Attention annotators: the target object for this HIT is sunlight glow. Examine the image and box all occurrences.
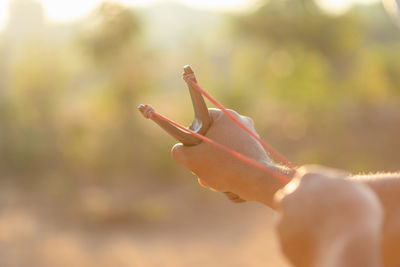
[317,0,379,14]
[0,0,257,29]
[0,0,381,30]
[39,0,105,21]
[175,0,260,11]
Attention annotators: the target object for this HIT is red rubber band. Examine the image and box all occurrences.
[152,112,291,184]
[187,80,296,171]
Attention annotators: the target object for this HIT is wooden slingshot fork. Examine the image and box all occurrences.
[138,65,246,203]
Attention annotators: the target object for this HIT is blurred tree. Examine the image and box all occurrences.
[235,0,364,81]
[77,2,166,179]
[227,0,400,171]
[0,0,398,187]
[81,2,141,64]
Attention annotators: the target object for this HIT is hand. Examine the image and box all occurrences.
[171,108,276,202]
[274,165,383,267]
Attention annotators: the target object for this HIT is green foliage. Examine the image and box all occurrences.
[80,2,141,64]
[227,0,400,171]
[0,0,399,187]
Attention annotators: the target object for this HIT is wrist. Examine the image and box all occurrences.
[241,161,290,208]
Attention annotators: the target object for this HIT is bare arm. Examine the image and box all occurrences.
[171,109,398,266]
[351,172,400,219]
[270,169,400,267]
[350,173,400,267]
[275,166,383,267]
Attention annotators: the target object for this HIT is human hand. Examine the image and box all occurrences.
[171,108,278,202]
[274,165,383,267]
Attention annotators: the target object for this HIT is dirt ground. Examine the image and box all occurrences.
[0,178,289,267]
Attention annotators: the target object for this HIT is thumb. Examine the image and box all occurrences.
[171,143,190,166]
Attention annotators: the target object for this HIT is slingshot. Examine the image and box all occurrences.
[138,66,211,146]
[138,65,295,203]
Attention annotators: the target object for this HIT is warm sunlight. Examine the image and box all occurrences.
[0,0,381,30]
[1,0,399,266]
[317,0,379,14]
[0,0,258,29]
[0,0,142,27]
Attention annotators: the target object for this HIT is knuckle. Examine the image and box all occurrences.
[240,115,254,127]
[208,108,223,120]
[246,116,254,126]
[226,109,240,118]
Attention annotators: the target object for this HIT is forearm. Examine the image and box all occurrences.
[241,165,399,212]
[316,185,383,267]
[350,172,400,210]
[350,172,400,227]
[349,172,400,266]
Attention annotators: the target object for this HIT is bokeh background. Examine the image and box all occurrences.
[0,0,399,266]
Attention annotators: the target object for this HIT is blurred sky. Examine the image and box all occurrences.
[0,0,380,30]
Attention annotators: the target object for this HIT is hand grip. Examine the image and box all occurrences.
[138,65,246,203]
[182,66,246,203]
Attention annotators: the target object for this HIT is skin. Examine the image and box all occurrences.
[275,166,383,267]
[172,108,294,208]
[171,108,400,267]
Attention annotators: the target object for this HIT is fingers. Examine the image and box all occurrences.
[171,107,262,196]
[172,144,219,192]
[208,108,224,121]
[171,143,187,166]
[171,142,208,171]
[208,108,254,126]
[171,143,205,172]
[170,110,222,167]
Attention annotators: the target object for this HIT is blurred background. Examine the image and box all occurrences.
[0,0,399,266]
